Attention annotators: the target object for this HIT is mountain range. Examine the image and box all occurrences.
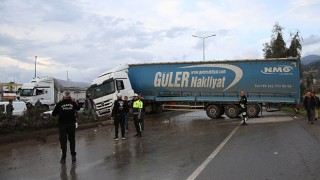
[301,54,320,85]
[301,55,320,65]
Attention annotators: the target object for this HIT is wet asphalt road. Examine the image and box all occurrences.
[1,110,320,180]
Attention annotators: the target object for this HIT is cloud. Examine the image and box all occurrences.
[303,34,320,46]
[0,0,319,84]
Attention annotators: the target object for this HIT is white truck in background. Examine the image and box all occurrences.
[20,77,90,109]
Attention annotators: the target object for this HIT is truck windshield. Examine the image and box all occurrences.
[89,81,115,99]
[20,89,34,96]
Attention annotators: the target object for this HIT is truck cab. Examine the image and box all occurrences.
[88,64,134,117]
[20,77,54,109]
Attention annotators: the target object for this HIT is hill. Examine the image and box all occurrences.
[302,59,320,87]
[301,55,320,65]
[303,60,320,71]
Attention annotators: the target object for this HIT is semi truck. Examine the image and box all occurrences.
[20,77,90,109]
[88,57,300,118]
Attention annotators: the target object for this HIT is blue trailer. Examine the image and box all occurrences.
[89,57,300,118]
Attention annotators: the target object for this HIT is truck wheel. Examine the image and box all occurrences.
[206,105,222,119]
[225,105,241,118]
[247,104,260,118]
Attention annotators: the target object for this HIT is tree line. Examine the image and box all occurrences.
[263,22,302,59]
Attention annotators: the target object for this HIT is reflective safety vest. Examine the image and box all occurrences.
[133,100,143,109]
[132,99,143,115]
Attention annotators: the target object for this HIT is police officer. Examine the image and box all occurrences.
[139,94,146,131]
[132,93,143,137]
[52,91,80,163]
[111,93,129,140]
[239,91,248,126]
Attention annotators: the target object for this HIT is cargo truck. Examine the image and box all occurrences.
[20,77,90,109]
[88,57,300,118]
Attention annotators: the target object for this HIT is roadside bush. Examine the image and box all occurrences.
[0,108,106,134]
[0,108,58,134]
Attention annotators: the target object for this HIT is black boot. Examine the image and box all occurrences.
[72,155,76,162]
[60,156,66,163]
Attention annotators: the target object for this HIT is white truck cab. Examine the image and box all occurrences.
[88,64,134,117]
[20,77,89,110]
[20,77,56,109]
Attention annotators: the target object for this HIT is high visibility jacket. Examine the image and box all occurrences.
[132,99,143,114]
[133,100,143,109]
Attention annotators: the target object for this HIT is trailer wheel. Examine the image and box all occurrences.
[206,105,222,119]
[247,104,260,118]
[225,105,241,118]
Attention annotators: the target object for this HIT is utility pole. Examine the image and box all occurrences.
[192,34,216,61]
[34,56,37,78]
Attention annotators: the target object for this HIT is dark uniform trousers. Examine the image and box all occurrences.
[114,115,126,138]
[133,114,141,135]
[59,124,76,158]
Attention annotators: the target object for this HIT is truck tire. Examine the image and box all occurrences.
[225,105,241,118]
[247,104,260,118]
[206,105,222,119]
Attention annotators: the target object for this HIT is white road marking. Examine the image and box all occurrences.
[186,125,240,180]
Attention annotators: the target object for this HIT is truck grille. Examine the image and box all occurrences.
[96,100,113,116]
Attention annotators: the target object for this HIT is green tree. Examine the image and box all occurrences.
[262,42,272,58]
[263,23,303,59]
[287,31,302,58]
[263,23,287,58]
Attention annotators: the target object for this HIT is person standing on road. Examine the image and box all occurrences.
[124,96,130,131]
[304,92,316,124]
[35,99,42,109]
[239,91,248,126]
[311,92,319,121]
[52,91,80,163]
[6,99,14,119]
[111,93,129,141]
[132,93,143,137]
[84,95,97,122]
[139,94,146,131]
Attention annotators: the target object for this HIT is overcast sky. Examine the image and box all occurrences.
[1,0,319,84]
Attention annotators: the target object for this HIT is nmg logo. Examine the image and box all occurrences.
[261,65,293,74]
